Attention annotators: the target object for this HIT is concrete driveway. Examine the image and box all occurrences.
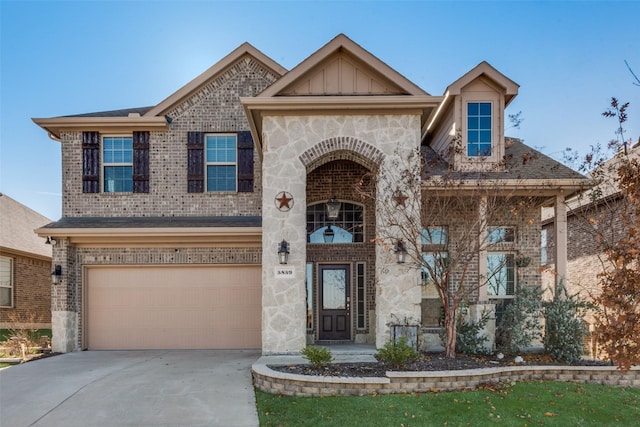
[0,350,260,427]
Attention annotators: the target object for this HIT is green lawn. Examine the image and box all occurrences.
[256,381,640,426]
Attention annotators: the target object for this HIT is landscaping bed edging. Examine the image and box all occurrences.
[252,363,640,397]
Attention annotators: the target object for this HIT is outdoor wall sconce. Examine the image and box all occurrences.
[326,196,341,220]
[51,264,62,285]
[278,240,290,265]
[323,225,335,243]
[395,240,407,264]
[45,236,56,245]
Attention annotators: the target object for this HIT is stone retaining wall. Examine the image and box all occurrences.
[252,364,640,397]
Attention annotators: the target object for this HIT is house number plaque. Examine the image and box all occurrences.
[274,267,295,278]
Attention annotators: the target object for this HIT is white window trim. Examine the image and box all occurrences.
[102,134,133,193]
[205,133,238,192]
[465,100,493,159]
[0,256,13,308]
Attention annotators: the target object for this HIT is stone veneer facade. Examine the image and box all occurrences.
[260,115,422,353]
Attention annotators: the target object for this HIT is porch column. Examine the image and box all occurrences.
[554,194,568,289]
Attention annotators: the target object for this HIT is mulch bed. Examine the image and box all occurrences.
[269,353,610,378]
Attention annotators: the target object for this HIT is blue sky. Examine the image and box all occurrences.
[1,0,638,220]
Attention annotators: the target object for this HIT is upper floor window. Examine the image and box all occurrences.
[467,102,492,157]
[306,202,364,243]
[206,134,237,192]
[0,256,13,308]
[103,136,133,193]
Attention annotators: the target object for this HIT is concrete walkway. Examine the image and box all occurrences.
[0,350,260,427]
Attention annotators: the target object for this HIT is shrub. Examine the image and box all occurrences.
[451,310,491,356]
[375,336,419,368]
[496,285,543,354]
[544,282,590,364]
[301,346,333,369]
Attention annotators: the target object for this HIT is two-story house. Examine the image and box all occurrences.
[33,34,587,354]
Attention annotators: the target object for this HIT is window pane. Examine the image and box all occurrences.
[207,165,236,191]
[0,287,11,307]
[0,257,11,286]
[322,269,346,310]
[479,130,492,143]
[421,227,447,245]
[103,137,132,164]
[487,253,515,296]
[467,102,492,157]
[104,166,133,192]
[206,135,237,163]
[306,202,364,244]
[467,116,478,130]
[468,130,478,143]
[488,227,515,243]
[306,263,313,330]
[479,116,491,129]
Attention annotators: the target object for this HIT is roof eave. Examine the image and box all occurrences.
[32,116,169,140]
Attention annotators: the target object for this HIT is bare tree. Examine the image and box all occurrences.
[357,143,546,358]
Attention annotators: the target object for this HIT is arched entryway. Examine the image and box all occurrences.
[305,159,376,344]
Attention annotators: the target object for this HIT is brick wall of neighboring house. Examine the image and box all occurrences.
[542,196,627,301]
[306,160,376,341]
[61,58,278,217]
[0,251,51,328]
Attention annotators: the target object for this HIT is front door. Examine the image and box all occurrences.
[319,264,350,340]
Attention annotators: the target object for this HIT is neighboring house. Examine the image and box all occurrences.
[33,34,587,354]
[541,143,639,354]
[0,193,52,330]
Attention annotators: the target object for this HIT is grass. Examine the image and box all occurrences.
[256,381,640,426]
[0,329,51,341]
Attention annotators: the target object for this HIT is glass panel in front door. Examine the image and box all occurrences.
[322,269,346,309]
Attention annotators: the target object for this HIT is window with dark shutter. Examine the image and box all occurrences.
[132,131,150,193]
[187,131,204,193]
[237,130,254,193]
[82,131,100,193]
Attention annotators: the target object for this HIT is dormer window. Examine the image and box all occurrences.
[467,102,492,157]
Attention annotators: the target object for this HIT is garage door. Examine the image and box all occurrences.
[86,265,261,350]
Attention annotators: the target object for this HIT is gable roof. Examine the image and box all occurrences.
[259,34,429,97]
[145,42,287,117]
[242,34,442,154]
[33,42,286,139]
[446,61,519,106]
[0,193,52,259]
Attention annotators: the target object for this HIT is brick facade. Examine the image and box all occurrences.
[60,58,276,218]
[306,160,376,341]
[0,251,51,328]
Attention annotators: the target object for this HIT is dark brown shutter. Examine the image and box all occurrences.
[82,131,100,193]
[187,131,204,193]
[132,131,150,193]
[237,130,254,192]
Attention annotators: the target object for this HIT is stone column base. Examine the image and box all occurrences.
[51,311,78,353]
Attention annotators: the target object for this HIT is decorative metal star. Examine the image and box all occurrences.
[393,190,409,207]
[275,191,294,211]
